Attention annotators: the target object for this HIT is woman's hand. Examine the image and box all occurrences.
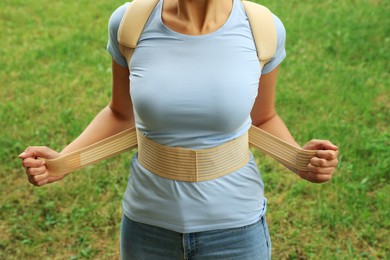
[298,140,339,183]
[19,147,63,186]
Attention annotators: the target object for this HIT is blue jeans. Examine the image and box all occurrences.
[120,215,271,260]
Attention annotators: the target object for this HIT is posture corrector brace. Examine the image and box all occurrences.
[44,0,316,181]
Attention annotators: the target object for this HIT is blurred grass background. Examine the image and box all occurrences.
[0,0,389,259]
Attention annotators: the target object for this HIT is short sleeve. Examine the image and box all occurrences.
[107,3,130,68]
[261,14,286,74]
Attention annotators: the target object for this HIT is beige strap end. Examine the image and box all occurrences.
[249,126,317,172]
[44,128,138,177]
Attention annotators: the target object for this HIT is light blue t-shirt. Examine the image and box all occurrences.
[107,0,286,233]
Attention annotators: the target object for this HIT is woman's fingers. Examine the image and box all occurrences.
[27,171,64,186]
[310,156,338,168]
[22,157,45,169]
[27,170,49,183]
[27,165,47,176]
[28,174,49,186]
[19,146,60,160]
[298,139,339,183]
[307,163,335,175]
[19,146,62,186]
[299,171,332,183]
[303,139,338,151]
[299,156,338,183]
[316,149,339,161]
[25,166,49,186]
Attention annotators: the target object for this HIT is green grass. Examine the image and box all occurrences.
[0,0,389,259]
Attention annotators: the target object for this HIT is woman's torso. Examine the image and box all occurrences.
[107,0,286,233]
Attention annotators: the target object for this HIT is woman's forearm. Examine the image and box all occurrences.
[255,114,301,148]
[60,106,134,156]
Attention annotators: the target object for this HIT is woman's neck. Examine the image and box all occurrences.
[162,0,233,35]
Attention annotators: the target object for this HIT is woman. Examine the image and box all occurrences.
[19,0,339,259]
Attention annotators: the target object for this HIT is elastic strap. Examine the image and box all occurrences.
[137,130,250,182]
[44,126,316,179]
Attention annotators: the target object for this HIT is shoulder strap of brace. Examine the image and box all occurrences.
[117,0,160,64]
[117,0,277,69]
[241,0,277,69]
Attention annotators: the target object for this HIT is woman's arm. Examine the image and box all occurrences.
[60,60,134,154]
[19,60,134,186]
[251,66,339,183]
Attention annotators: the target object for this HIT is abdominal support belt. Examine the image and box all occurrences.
[44,126,316,182]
